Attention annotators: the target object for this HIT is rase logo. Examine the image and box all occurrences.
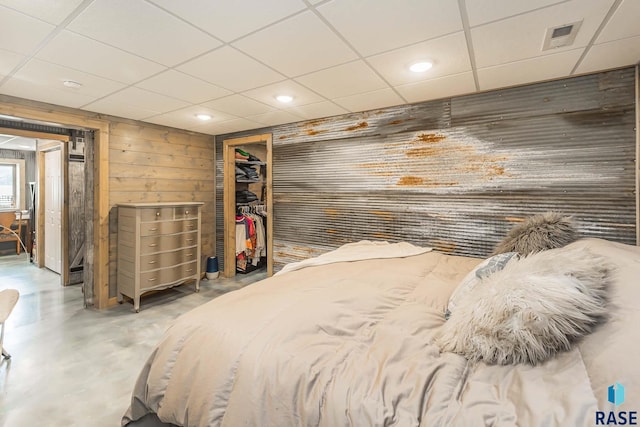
[596,382,637,425]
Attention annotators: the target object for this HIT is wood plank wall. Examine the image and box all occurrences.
[108,122,215,299]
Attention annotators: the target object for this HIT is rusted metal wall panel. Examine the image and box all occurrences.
[217,68,637,271]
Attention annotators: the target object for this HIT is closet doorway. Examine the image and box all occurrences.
[223,133,273,278]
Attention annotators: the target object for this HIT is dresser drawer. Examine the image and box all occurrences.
[139,219,199,236]
[140,231,198,253]
[140,248,197,272]
[140,207,174,222]
[140,221,179,236]
[175,206,199,220]
[139,260,198,290]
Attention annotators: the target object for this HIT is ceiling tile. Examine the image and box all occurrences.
[472,0,614,68]
[575,35,640,75]
[477,49,583,91]
[0,5,55,55]
[36,31,166,84]
[202,95,275,117]
[367,32,471,86]
[1,76,97,109]
[135,70,231,104]
[144,105,237,130]
[596,0,640,43]
[465,0,564,27]
[84,87,190,119]
[8,58,126,98]
[232,11,357,77]
[332,88,405,113]
[317,0,462,56]
[178,46,285,92]
[148,0,306,42]
[191,118,263,135]
[247,110,303,126]
[395,72,476,103]
[295,60,388,99]
[0,0,84,25]
[66,0,221,66]
[283,101,349,120]
[81,98,157,121]
[241,80,325,109]
[0,48,24,76]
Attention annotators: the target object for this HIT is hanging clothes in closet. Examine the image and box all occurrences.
[235,205,267,273]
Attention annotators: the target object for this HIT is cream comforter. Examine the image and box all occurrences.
[122,238,640,427]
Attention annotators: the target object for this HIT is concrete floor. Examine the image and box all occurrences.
[0,253,266,427]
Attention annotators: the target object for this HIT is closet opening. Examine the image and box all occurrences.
[222,134,273,278]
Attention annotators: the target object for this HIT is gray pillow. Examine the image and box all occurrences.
[492,212,578,256]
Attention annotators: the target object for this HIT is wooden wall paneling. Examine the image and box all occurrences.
[0,94,216,309]
[84,131,95,307]
[107,121,215,299]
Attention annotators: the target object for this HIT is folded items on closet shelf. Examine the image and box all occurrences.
[236,190,258,204]
[235,148,262,163]
[235,149,249,161]
[235,166,247,180]
[237,164,259,180]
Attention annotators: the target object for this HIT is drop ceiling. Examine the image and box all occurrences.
[0,0,638,137]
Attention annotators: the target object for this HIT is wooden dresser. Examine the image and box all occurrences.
[116,202,204,312]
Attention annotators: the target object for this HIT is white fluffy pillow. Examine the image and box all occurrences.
[436,246,611,365]
[445,252,518,319]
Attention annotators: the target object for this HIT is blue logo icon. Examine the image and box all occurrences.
[608,382,625,406]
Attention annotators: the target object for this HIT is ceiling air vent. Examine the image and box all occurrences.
[542,21,582,51]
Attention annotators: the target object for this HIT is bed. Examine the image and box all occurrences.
[122,234,640,427]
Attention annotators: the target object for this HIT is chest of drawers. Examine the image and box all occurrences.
[116,202,204,312]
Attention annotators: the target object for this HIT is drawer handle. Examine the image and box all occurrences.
[147,277,157,282]
[185,268,193,272]
[185,210,189,215]
[149,227,158,231]
[155,211,160,217]
[186,253,193,257]
[148,243,157,247]
[186,238,194,242]
[186,225,195,229]
[148,260,156,264]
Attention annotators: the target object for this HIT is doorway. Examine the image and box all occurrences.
[223,133,273,278]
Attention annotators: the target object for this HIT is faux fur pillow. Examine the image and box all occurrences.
[435,246,611,365]
[445,252,518,319]
[492,212,578,256]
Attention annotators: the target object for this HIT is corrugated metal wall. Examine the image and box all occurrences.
[216,67,637,271]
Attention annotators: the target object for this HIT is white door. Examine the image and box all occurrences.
[44,149,62,274]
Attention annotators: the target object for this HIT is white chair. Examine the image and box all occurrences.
[0,289,19,359]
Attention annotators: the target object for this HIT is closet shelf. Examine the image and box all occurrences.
[236,178,263,183]
[236,159,266,166]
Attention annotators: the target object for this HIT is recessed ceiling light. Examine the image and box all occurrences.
[409,61,433,73]
[63,80,83,89]
[276,95,293,103]
[196,114,212,121]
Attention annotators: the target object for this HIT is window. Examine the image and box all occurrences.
[0,159,25,210]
